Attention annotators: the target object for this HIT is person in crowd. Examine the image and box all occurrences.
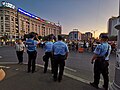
[90,35,111,90]
[75,42,78,51]
[26,33,40,73]
[41,41,44,48]
[43,38,54,73]
[15,39,25,64]
[83,40,86,49]
[52,35,69,82]
[86,41,89,51]
[71,41,75,51]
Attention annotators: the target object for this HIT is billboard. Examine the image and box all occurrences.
[1,1,15,9]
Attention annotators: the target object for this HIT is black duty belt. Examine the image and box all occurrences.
[97,57,109,62]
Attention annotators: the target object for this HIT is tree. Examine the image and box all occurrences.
[108,36,117,41]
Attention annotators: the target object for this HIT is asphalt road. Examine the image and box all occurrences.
[0,46,116,84]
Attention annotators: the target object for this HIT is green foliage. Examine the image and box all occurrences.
[108,36,117,41]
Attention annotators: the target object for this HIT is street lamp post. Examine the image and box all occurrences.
[109,0,120,90]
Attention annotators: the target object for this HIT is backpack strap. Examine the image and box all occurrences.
[105,45,109,57]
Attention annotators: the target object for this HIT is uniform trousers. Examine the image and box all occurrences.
[44,52,54,73]
[53,55,65,81]
[27,50,37,72]
[16,51,24,63]
[93,58,109,89]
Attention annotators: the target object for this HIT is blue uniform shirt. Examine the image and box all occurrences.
[44,41,53,52]
[53,41,69,55]
[94,42,111,60]
[26,39,38,52]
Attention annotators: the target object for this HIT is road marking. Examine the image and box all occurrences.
[0,56,2,58]
[0,66,6,68]
[0,62,17,64]
[0,62,112,84]
[65,67,77,72]
[0,66,10,69]
[36,64,44,68]
[35,64,112,84]
[64,72,89,84]
[36,64,77,72]
[35,64,89,84]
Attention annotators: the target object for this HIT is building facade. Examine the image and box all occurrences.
[69,30,82,41]
[85,32,92,40]
[0,1,62,40]
[108,17,118,36]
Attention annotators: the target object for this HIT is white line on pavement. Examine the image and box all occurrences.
[0,62,112,84]
[65,67,77,72]
[0,66,6,68]
[0,56,2,58]
[0,62,17,64]
[64,72,89,84]
[35,64,89,84]
[36,64,77,72]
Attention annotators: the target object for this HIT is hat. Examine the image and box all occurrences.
[101,35,108,39]
[58,35,63,40]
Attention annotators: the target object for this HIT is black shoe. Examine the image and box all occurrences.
[32,71,34,73]
[53,78,57,82]
[18,62,20,64]
[58,79,62,82]
[43,71,47,73]
[90,82,99,89]
[19,62,23,65]
[44,69,47,73]
[103,85,108,90]
[58,77,62,82]
[27,69,31,73]
[51,70,54,74]
[27,71,31,73]
[32,70,36,73]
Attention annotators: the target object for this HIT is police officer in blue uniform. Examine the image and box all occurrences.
[90,35,111,90]
[43,38,54,73]
[26,34,40,73]
[52,35,69,82]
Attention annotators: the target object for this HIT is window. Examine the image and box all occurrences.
[11,17,14,21]
[5,15,9,20]
[7,11,9,14]
[1,17,3,20]
[5,16,9,20]
[74,34,77,38]
[11,12,14,15]
[1,25,3,29]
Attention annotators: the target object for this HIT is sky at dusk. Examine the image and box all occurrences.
[1,0,119,37]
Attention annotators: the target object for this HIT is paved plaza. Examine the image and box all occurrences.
[0,46,116,90]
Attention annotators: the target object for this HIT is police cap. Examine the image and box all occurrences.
[101,35,108,39]
[58,35,63,40]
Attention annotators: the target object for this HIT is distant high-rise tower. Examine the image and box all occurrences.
[108,17,118,36]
